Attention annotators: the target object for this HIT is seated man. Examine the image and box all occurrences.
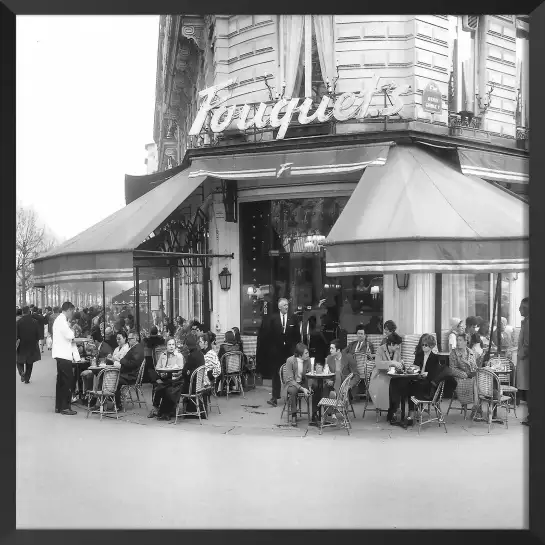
[114,332,145,411]
[284,343,312,426]
[147,337,184,419]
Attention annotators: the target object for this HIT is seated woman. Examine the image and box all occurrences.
[217,330,241,360]
[380,320,398,345]
[105,330,130,368]
[198,332,221,408]
[449,332,479,415]
[396,334,455,427]
[284,343,312,426]
[369,332,404,425]
[447,318,465,352]
[232,325,253,385]
[148,337,184,419]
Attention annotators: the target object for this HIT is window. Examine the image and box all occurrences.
[240,199,384,335]
[280,15,334,101]
[441,273,514,330]
[448,15,481,115]
[515,17,529,127]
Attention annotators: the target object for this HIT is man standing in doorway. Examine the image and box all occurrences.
[52,301,78,415]
[516,297,530,426]
[265,298,301,407]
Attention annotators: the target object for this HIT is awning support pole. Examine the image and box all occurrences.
[483,273,501,365]
[135,266,140,336]
[169,266,174,334]
[102,281,106,333]
[497,273,502,357]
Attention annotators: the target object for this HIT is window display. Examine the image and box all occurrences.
[240,198,384,335]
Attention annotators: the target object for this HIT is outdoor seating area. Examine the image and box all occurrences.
[70,328,525,438]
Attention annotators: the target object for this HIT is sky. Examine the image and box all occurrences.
[16,15,160,242]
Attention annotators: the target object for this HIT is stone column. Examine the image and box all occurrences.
[208,196,241,335]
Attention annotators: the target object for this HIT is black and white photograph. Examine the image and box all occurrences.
[15,13,530,530]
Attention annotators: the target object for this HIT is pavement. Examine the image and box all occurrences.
[17,352,528,529]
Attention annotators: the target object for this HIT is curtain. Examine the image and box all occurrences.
[313,15,336,84]
[441,274,474,329]
[461,60,475,113]
[282,15,305,99]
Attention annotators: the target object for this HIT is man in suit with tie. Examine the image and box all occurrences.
[344,324,375,356]
[265,298,301,407]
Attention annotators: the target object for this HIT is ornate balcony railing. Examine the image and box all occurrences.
[516,126,529,140]
[448,112,482,130]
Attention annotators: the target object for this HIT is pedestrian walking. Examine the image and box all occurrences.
[16,306,41,384]
[52,301,78,415]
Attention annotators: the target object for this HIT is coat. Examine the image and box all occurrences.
[284,355,312,391]
[16,314,41,365]
[256,312,301,378]
[516,317,529,390]
[179,347,205,394]
[411,351,456,400]
[119,343,145,383]
[32,313,46,340]
[369,344,401,411]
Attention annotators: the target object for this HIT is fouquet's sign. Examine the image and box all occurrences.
[188,75,411,140]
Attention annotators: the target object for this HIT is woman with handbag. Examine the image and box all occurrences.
[449,333,479,416]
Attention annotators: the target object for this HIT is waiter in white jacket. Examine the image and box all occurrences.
[52,301,78,415]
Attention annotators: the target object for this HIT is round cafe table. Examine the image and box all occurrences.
[388,371,422,420]
[306,372,336,425]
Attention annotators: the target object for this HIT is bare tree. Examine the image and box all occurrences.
[16,206,57,306]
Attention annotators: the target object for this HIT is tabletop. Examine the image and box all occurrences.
[306,372,335,379]
[387,372,422,378]
[156,367,183,373]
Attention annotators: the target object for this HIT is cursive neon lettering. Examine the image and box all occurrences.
[269,98,301,139]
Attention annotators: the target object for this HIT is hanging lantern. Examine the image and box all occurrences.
[396,274,410,290]
[219,267,232,291]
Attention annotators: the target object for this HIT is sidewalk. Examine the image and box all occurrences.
[52,361,527,440]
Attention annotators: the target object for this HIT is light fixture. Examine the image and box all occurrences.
[219,267,232,291]
[396,274,410,290]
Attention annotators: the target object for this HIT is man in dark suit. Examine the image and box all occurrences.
[114,331,145,410]
[16,306,41,384]
[263,298,301,407]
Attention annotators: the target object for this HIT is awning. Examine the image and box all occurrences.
[33,166,204,285]
[458,147,528,184]
[325,145,528,275]
[188,142,392,182]
[124,163,186,204]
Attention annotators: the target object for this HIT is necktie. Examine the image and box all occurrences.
[357,342,361,352]
[282,314,286,333]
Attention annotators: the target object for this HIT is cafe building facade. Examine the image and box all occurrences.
[34,14,529,350]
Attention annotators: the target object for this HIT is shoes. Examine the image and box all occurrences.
[148,409,159,418]
[20,376,25,382]
[24,380,30,384]
[60,409,77,415]
[267,398,278,407]
[158,414,171,421]
[406,417,414,427]
[55,409,60,413]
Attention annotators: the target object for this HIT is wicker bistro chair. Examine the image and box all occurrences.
[279,364,311,424]
[220,351,246,399]
[120,360,148,412]
[317,373,354,436]
[86,366,121,421]
[203,376,221,415]
[489,357,518,417]
[175,365,208,425]
[472,368,511,433]
[359,358,377,420]
[410,381,448,435]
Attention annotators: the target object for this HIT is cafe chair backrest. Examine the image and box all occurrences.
[135,359,146,386]
[476,368,497,400]
[190,365,207,394]
[222,351,244,374]
[366,335,383,353]
[337,373,353,406]
[100,367,120,395]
